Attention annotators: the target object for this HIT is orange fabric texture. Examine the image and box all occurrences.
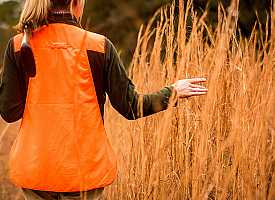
[10,24,117,192]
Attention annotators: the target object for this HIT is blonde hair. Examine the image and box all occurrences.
[17,0,85,32]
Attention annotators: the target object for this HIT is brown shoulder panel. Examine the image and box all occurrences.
[13,33,23,53]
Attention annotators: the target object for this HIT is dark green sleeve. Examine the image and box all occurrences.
[0,39,27,123]
[104,38,173,120]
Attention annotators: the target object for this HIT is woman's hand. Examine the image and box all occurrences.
[172,78,208,98]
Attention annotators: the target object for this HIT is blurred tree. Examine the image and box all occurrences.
[83,0,171,65]
[192,0,271,37]
[0,0,20,64]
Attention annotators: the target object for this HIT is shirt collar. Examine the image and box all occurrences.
[47,11,80,27]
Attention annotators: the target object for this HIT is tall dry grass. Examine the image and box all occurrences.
[0,0,274,199]
[103,1,275,199]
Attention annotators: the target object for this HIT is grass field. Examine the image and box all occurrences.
[1,1,274,199]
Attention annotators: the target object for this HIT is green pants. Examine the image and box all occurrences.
[22,188,104,200]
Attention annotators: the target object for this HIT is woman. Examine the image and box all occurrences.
[0,0,207,199]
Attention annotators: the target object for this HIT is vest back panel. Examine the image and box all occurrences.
[9,24,117,192]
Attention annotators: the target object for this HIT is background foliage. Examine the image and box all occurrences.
[0,0,271,67]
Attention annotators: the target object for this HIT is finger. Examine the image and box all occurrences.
[189,92,207,96]
[187,78,207,84]
[177,92,207,98]
[190,84,207,89]
[191,88,208,92]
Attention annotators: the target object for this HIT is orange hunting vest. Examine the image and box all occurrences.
[9,23,117,192]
